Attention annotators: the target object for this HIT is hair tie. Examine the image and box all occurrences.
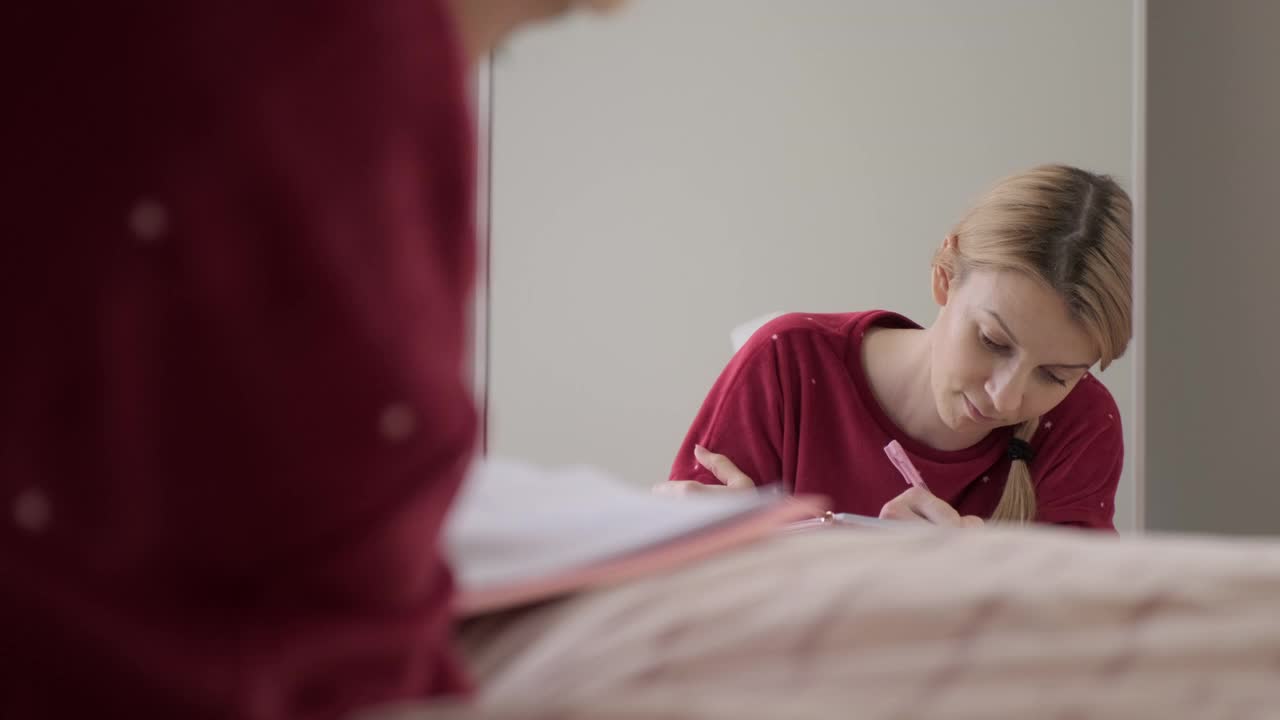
[1007,438,1036,464]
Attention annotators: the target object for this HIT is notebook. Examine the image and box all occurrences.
[445,459,827,616]
[783,511,902,532]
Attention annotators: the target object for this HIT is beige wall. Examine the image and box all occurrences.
[1145,0,1280,534]
[485,1,1138,528]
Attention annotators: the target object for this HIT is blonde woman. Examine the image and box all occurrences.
[664,166,1131,530]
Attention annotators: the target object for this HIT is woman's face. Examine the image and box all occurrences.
[929,265,1099,434]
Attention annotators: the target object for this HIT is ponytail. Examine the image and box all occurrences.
[990,418,1039,523]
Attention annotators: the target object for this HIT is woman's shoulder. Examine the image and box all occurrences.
[745,310,919,348]
[1037,373,1123,452]
[1053,373,1121,419]
[1031,374,1125,525]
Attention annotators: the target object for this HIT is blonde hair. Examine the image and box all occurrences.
[934,165,1133,523]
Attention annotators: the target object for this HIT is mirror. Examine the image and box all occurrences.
[476,1,1140,529]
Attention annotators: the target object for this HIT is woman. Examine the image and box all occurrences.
[664,166,1131,530]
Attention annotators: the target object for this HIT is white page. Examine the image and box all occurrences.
[445,458,777,592]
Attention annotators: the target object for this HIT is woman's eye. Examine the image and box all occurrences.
[980,333,1008,353]
[1042,370,1068,387]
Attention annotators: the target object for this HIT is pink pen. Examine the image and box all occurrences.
[883,439,930,493]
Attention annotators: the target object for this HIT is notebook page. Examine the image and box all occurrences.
[445,459,790,595]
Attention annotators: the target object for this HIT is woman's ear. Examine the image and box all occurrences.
[932,235,959,306]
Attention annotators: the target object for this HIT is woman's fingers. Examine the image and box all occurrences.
[878,486,973,527]
[655,446,757,496]
[692,445,755,489]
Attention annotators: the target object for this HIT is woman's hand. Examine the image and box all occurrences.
[879,486,985,528]
[654,445,756,496]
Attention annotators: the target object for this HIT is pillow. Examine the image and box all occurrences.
[730,312,785,352]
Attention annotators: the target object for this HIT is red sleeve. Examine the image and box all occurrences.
[669,324,790,489]
[1034,418,1124,531]
[2,2,475,717]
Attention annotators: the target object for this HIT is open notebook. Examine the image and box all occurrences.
[445,459,827,616]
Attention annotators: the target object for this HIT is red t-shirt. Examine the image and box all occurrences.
[2,2,475,717]
[670,312,1123,529]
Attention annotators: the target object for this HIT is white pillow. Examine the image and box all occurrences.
[730,311,786,353]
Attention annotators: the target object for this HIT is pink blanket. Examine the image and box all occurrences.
[364,525,1280,720]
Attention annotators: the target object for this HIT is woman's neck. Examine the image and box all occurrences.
[861,326,987,452]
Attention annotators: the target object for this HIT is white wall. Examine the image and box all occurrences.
[1145,0,1280,535]
[486,1,1137,528]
